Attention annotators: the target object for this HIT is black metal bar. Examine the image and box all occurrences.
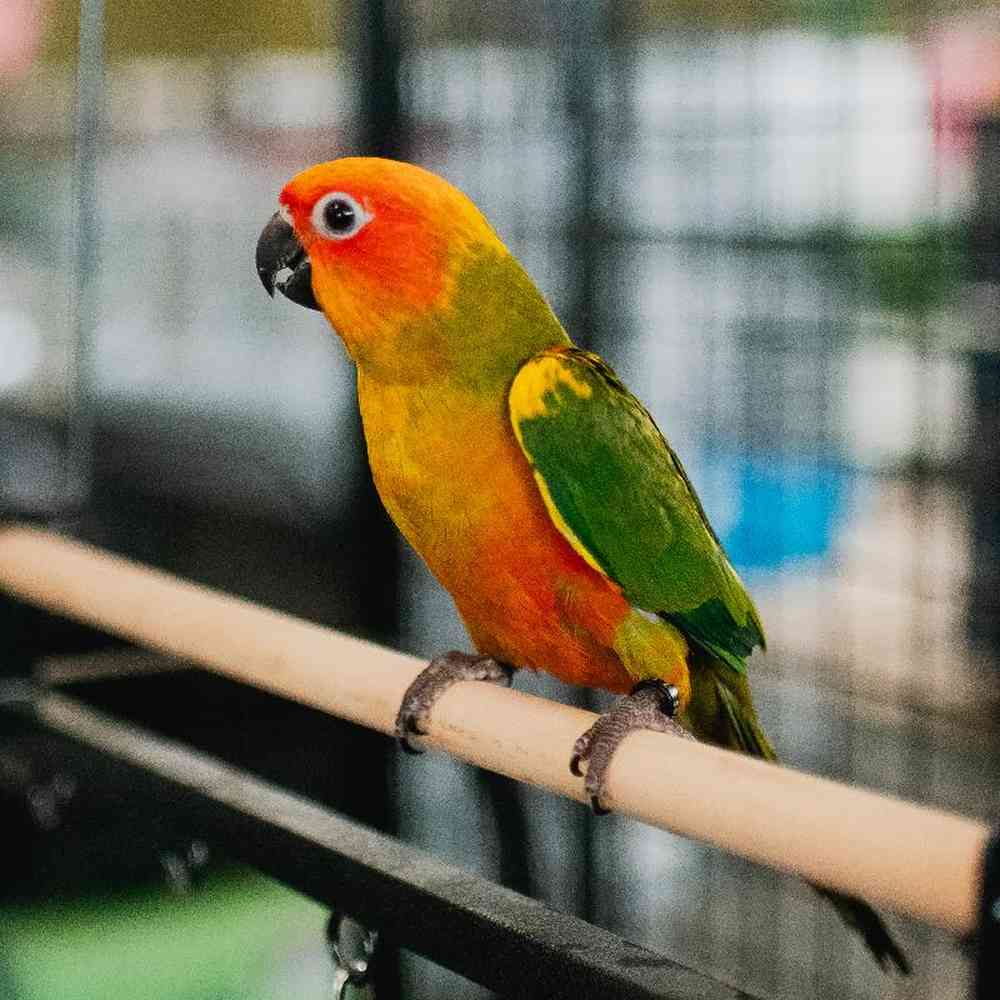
[14,691,756,1000]
[67,0,105,510]
[560,0,608,928]
[356,0,406,160]
[971,116,1000,286]
[966,114,1000,661]
[341,7,408,990]
[563,0,604,353]
[976,829,1000,1000]
[344,0,407,653]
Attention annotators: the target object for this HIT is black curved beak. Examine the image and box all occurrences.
[256,211,320,311]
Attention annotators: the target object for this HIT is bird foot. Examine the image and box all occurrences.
[395,651,513,753]
[570,679,693,814]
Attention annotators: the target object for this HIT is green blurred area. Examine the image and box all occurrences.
[804,225,969,320]
[36,0,975,59]
[639,0,954,32]
[40,0,337,59]
[857,229,967,318]
[1,869,326,1000]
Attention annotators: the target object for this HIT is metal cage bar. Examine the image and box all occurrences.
[4,689,754,1000]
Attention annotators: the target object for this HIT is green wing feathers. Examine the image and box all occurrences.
[509,346,765,673]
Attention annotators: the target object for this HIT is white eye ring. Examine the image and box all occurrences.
[311,191,372,241]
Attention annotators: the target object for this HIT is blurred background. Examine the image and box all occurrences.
[1,1,999,998]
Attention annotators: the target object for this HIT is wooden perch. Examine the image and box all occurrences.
[0,523,989,935]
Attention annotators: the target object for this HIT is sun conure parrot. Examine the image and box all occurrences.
[256,156,909,974]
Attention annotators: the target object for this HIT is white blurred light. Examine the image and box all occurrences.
[840,338,970,466]
[0,307,41,391]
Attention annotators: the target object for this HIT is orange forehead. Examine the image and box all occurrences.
[278,157,493,315]
[284,158,421,217]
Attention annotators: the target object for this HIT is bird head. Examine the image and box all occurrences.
[256,157,516,370]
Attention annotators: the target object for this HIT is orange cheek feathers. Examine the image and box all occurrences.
[304,226,457,359]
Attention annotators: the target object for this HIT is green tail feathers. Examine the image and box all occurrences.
[713,670,776,761]
[704,667,910,976]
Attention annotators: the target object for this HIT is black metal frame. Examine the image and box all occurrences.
[976,830,1000,1000]
[2,686,756,1000]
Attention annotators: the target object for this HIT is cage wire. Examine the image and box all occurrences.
[1,1,998,999]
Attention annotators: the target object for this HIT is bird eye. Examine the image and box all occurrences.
[312,191,371,240]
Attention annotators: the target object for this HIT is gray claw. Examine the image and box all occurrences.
[395,651,513,753]
[571,679,693,813]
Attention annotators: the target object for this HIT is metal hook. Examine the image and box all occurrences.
[327,910,378,1000]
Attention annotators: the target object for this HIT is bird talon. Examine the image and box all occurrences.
[394,711,427,754]
[570,681,692,816]
[398,734,425,755]
[395,652,514,756]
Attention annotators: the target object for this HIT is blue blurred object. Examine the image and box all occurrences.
[696,448,856,573]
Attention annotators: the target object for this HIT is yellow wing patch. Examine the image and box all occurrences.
[508,353,592,420]
[509,354,607,577]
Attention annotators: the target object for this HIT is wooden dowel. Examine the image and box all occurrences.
[0,523,989,935]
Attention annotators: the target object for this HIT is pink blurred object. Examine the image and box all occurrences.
[0,0,48,82]
[925,10,1000,163]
